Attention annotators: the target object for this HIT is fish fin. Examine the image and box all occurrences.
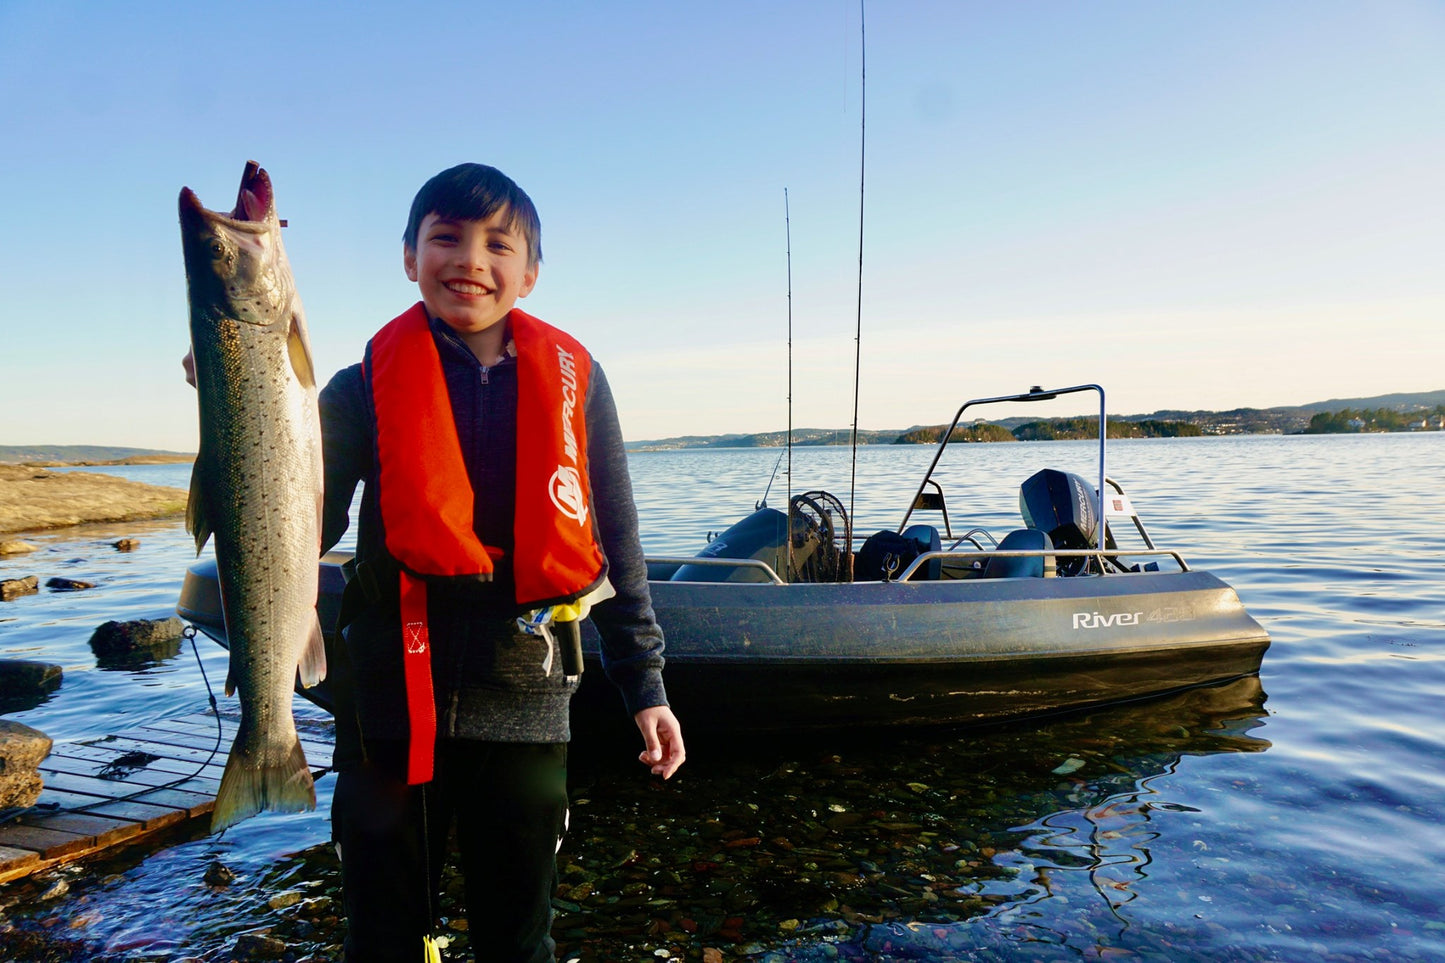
[287,312,317,390]
[297,613,327,689]
[185,460,212,554]
[224,665,236,698]
[210,735,315,833]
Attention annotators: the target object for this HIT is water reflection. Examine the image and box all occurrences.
[560,676,1270,960]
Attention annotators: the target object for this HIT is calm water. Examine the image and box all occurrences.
[2,433,1443,960]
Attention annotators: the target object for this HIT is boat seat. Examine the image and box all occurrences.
[900,524,941,579]
[982,528,1056,579]
[855,524,941,581]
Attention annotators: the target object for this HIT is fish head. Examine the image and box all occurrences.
[180,161,295,329]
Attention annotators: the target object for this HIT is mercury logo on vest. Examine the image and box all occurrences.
[549,466,589,525]
[551,344,589,525]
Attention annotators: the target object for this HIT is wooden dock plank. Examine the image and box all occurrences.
[0,845,40,879]
[41,753,223,796]
[0,824,94,860]
[80,735,237,766]
[159,712,338,748]
[41,772,215,817]
[38,790,189,832]
[51,742,230,782]
[138,717,234,740]
[0,708,336,884]
[14,811,146,848]
[137,720,335,768]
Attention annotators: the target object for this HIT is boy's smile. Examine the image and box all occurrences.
[405,210,538,361]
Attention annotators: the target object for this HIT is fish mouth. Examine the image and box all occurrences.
[232,161,274,223]
[178,160,276,234]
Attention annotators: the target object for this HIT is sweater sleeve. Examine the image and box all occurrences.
[317,363,372,554]
[584,362,670,716]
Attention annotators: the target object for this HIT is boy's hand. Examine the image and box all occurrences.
[633,705,685,779]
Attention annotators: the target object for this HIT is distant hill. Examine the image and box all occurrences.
[1285,389,1445,415]
[625,388,1445,449]
[631,427,900,450]
[0,445,194,466]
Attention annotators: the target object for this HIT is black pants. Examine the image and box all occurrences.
[332,741,569,963]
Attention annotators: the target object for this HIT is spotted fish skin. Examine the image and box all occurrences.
[179,161,325,833]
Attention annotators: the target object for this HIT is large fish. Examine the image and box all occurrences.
[179,161,326,832]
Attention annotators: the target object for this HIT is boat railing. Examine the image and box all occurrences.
[946,528,999,551]
[645,556,788,585]
[899,383,1109,545]
[894,547,1191,582]
[646,546,1189,586]
[1104,476,1157,549]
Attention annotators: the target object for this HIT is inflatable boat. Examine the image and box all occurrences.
[176,384,1270,732]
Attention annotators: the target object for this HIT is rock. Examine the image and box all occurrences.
[267,890,302,910]
[204,861,236,887]
[37,878,69,901]
[88,617,185,669]
[0,719,53,809]
[1,575,39,601]
[112,538,141,552]
[45,577,96,592]
[0,540,37,555]
[232,933,286,959]
[0,659,64,713]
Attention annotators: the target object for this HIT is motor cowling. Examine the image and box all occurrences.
[1019,469,1097,550]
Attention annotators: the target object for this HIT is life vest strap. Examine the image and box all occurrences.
[399,570,436,784]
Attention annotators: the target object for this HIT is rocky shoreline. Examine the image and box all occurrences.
[0,464,190,536]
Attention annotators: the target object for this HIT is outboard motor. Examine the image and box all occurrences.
[1019,469,1098,552]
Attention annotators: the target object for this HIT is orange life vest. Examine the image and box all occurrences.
[367,302,607,782]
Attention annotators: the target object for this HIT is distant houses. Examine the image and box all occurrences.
[1304,406,1445,434]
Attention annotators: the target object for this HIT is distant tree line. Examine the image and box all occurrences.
[1304,406,1445,434]
[1013,418,1203,441]
[895,423,1017,444]
[895,418,1200,445]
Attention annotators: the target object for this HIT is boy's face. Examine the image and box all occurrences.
[404,209,539,339]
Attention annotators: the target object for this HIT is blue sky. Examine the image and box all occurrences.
[2,1,1442,449]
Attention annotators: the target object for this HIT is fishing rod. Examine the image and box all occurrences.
[847,0,867,575]
[785,187,794,508]
[785,186,795,577]
[756,188,795,527]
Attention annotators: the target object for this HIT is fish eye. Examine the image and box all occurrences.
[209,240,226,258]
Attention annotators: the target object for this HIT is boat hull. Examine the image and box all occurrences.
[178,557,1269,732]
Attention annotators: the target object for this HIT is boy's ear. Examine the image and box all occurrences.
[519,261,540,299]
[403,245,419,282]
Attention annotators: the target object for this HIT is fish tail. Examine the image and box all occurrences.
[210,733,315,833]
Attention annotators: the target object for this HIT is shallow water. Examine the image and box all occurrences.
[2,433,1443,960]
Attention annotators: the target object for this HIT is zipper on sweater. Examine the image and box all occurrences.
[478,365,490,385]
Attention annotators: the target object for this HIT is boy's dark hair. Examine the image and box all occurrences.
[403,163,542,266]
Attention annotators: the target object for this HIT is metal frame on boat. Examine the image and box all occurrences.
[176,383,1270,733]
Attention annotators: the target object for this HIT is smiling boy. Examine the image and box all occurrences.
[319,163,684,961]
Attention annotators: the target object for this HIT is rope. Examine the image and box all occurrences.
[0,624,225,828]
